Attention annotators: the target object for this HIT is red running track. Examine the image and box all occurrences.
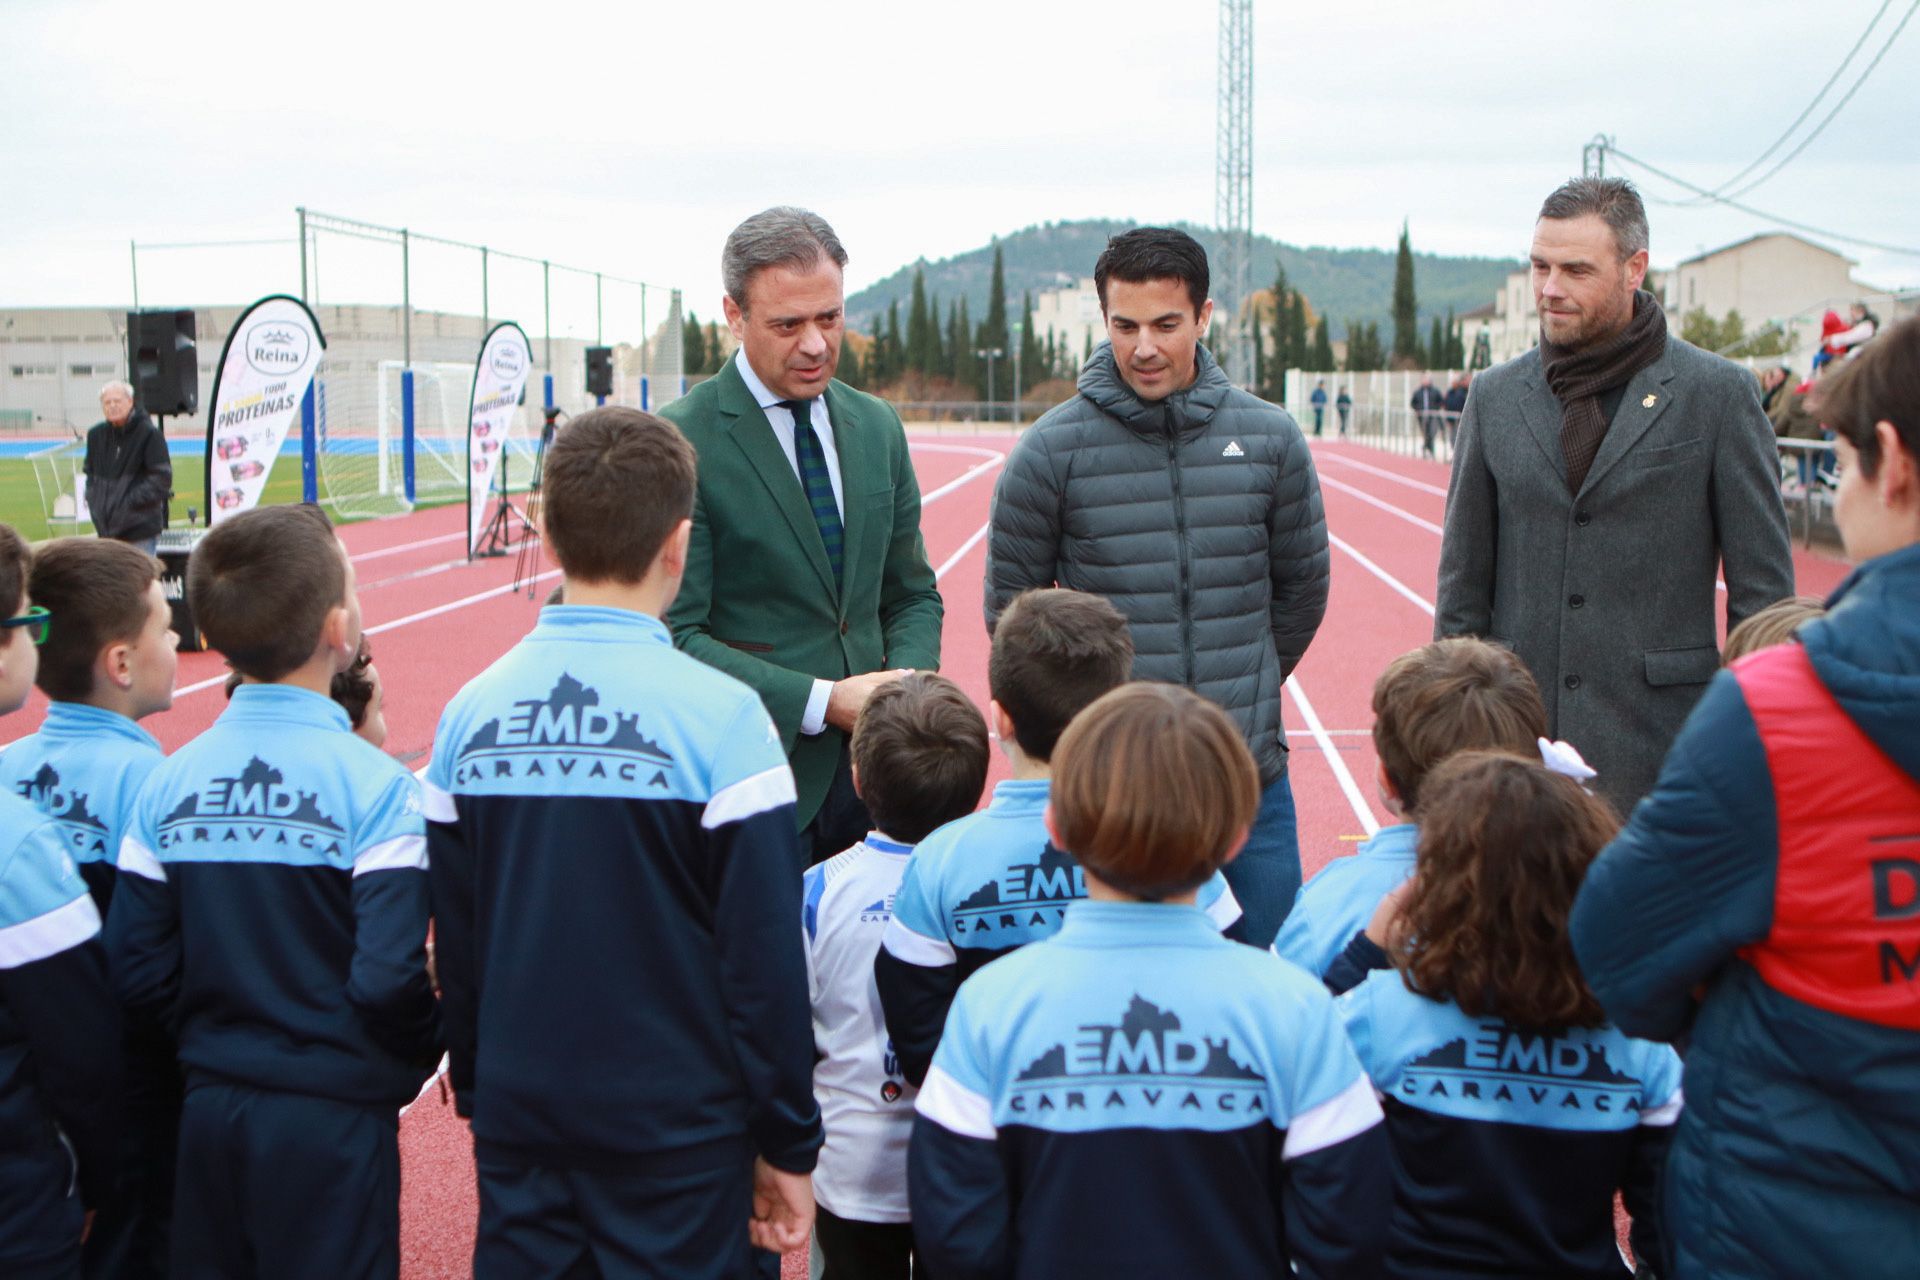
[0,436,1851,1277]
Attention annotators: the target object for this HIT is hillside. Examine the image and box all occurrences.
[846,218,1521,340]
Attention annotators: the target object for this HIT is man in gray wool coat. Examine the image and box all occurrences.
[1436,177,1794,816]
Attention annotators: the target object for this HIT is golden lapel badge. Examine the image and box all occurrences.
[1642,394,1658,408]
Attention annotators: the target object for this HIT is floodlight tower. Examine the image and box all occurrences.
[1216,0,1255,386]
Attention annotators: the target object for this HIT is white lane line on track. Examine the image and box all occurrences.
[179,440,1008,700]
[349,530,466,564]
[935,522,991,581]
[1311,447,1451,498]
[1330,532,1436,618]
[167,569,564,699]
[1285,676,1381,838]
[1319,474,1444,536]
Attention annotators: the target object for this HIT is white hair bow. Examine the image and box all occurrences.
[1537,737,1597,783]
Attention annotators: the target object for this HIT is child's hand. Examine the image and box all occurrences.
[748,1157,813,1255]
[1364,881,1415,947]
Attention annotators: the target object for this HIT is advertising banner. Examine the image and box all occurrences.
[466,321,533,556]
[204,295,326,524]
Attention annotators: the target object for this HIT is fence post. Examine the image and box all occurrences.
[401,368,416,504]
[300,382,318,504]
[297,207,308,302]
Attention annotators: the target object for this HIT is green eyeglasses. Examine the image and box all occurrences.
[0,606,50,645]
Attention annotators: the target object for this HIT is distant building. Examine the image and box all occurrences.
[1030,276,1104,372]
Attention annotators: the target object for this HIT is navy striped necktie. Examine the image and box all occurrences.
[782,398,843,587]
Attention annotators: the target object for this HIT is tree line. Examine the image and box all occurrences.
[682,228,1475,398]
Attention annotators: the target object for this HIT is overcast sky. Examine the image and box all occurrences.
[4,0,1916,330]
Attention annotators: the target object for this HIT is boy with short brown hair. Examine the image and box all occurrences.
[911,682,1388,1279]
[802,673,988,1279]
[428,406,821,1276]
[1272,636,1548,981]
[0,537,178,1278]
[112,503,439,1279]
[0,523,125,1280]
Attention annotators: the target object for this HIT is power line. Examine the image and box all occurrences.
[1605,144,1920,258]
[1718,0,1916,200]
[1682,0,1894,202]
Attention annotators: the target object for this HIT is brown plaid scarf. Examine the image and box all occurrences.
[1540,290,1667,493]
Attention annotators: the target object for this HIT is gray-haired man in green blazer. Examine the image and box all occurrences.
[664,207,943,865]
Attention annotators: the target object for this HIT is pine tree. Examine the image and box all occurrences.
[1392,223,1420,362]
[1018,291,1043,395]
[1311,317,1335,373]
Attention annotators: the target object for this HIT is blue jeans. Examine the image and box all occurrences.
[1221,772,1300,949]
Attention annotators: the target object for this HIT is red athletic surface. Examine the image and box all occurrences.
[0,437,1850,1276]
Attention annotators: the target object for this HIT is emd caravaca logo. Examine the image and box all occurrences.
[1010,994,1267,1120]
[16,764,110,860]
[952,843,1085,938]
[455,673,675,788]
[158,757,345,856]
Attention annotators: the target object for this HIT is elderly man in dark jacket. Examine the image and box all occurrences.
[985,228,1330,947]
[83,382,171,552]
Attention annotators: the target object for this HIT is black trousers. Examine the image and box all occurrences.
[173,1081,399,1280]
[83,1038,182,1280]
[814,1208,913,1280]
[475,1149,779,1280]
[803,739,872,867]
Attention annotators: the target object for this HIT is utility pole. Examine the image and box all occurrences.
[1582,134,1612,178]
[1216,0,1254,385]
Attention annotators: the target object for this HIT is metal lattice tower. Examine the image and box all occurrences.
[1215,0,1254,386]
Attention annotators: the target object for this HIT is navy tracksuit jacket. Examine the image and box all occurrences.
[911,900,1389,1279]
[424,607,822,1174]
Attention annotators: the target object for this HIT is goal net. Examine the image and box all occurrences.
[311,359,538,520]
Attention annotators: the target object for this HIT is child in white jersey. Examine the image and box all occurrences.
[802,673,989,1280]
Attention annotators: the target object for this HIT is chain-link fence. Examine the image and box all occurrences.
[299,209,683,518]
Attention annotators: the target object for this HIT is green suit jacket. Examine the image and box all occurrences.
[663,360,943,827]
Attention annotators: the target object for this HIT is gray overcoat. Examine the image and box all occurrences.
[1434,335,1795,815]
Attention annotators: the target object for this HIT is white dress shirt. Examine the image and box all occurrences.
[733,350,842,737]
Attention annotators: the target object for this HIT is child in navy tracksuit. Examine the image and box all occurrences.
[877,588,1242,1088]
[426,408,822,1278]
[1273,637,1547,985]
[0,538,178,1279]
[112,504,441,1280]
[0,524,124,1280]
[911,682,1389,1279]
[802,674,988,1280]
[1339,752,1681,1279]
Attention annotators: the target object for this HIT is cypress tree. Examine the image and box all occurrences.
[683,312,707,377]
[884,301,903,383]
[704,321,725,374]
[928,292,945,376]
[980,244,1011,359]
[955,297,978,395]
[1268,263,1291,376]
[1311,316,1335,373]
[1287,292,1309,375]
[838,335,862,388]
[1018,291,1043,395]
[1392,223,1419,362]
[1429,316,1445,369]
[1251,317,1265,398]
[906,269,931,374]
